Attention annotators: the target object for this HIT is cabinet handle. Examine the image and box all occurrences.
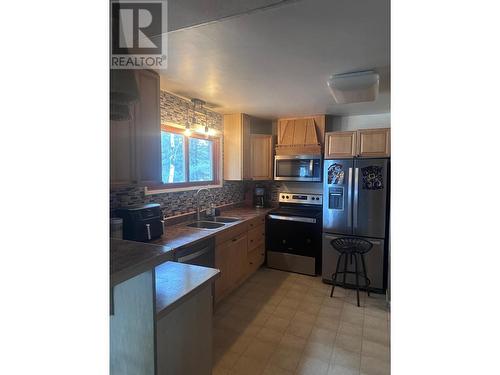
[232,238,238,242]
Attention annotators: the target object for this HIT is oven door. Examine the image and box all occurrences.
[266,214,321,257]
[274,155,322,182]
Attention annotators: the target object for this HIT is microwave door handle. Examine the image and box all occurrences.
[347,167,353,228]
[145,223,151,240]
[353,167,359,230]
[309,160,314,177]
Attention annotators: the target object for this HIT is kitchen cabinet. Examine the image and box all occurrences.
[110,69,161,186]
[325,131,357,158]
[214,215,266,303]
[325,128,390,158]
[357,128,391,157]
[223,113,273,180]
[250,135,273,180]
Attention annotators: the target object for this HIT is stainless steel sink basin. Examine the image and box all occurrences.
[204,217,240,223]
[186,221,226,229]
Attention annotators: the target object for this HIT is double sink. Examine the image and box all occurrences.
[186,217,240,229]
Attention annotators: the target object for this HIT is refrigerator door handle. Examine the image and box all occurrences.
[353,167,359,229]
[347,167,353,228]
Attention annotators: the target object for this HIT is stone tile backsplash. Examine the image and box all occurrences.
[110,181,246,218]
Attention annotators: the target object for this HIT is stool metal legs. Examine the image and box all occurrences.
[330,252,371,307]
[353,253,360,307]
[330,253,343,297]
[360,254,370,297]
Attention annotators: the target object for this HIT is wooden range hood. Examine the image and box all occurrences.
[275,115,325,155]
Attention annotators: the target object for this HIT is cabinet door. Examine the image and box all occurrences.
[250,135,273,180]
[223,114,244,180]
[134,70,162,185]
[357,128,390,157]
[324,131,357,159]
[214,241,231,302]
[228,234,248,287]
[110,115,135,186]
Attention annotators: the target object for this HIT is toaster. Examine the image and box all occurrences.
[114,203,164,242]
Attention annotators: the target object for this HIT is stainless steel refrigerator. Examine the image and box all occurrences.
[322,158,389,292]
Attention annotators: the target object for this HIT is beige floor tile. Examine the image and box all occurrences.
[297,301,322,315]
[279,333,307,351]
[264,316,290,333]
[296,356,330,375]
[242,338,277,362]
[318,305,343,319]
[228,333,254,354]
[213,366,230,375]
[362,327,388,346]
[273,305,297,320]
[331,347,361,369]
[268,346,302,372]
[302,341,334,362]
[315,315,341,331]
[327,364,360,375]
[338,322,363,337]
[360,355,390,375]
[309,327,337,346]
[213,269,389,375]
[293,311,318,325]
[256,326,285,345]
[334,333,363,353]
[230,354,268,375]
[361,340,389,362]
[363,315,387,331]
[262,364,294,375]
[213,349,241,370]
[286,321,314,339]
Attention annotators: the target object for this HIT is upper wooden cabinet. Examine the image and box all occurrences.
[223,113,273,180]
[250,135,273,180]
[325,131,357,158]
[110,70,161,186]
[325,128,390,159]
[357,128,391,157]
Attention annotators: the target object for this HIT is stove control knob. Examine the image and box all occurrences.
[281,195,285,199]
[286,195,290,199]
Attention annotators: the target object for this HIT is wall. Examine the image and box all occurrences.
[110,91,245,218]
[327,113,391,132]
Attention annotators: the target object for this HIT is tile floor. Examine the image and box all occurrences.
[212,268,390,375]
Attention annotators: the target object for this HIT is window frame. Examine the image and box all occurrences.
[151,124,221,190]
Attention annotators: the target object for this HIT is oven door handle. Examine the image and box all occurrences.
[268,214,317,224]
[177,246,212,263]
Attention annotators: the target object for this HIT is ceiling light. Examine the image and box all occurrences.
[327,70,379,104]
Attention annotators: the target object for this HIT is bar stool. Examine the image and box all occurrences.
[330,237,372,307]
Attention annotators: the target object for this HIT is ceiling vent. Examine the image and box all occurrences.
[327,71,379,104]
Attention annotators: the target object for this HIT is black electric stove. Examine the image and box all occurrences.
[266,192,323,276]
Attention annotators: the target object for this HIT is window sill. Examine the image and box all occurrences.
[144,183,223,195]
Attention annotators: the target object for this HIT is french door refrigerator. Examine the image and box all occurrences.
[322,158,389,292]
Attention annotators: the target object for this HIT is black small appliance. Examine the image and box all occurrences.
[114,203,164,242]
[254,187,266,208]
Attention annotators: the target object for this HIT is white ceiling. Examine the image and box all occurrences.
[159,0,390,119]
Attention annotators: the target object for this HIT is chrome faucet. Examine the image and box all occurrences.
[194,188,214,221]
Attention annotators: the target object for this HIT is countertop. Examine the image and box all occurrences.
[110,206,273,286]
[110,239,174,286]
[155,261,219,320]
[151,206,274,251]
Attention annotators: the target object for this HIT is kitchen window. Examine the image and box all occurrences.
[157,125,221,189]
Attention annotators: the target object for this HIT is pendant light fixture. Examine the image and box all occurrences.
[184,102,192,136]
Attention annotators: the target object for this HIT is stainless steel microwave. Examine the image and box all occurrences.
[274,155,322,182]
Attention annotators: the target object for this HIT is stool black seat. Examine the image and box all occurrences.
[329,237,373,307]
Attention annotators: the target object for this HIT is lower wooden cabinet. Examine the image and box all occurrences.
[214,216,266,303]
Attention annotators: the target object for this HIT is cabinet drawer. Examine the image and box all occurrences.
[246,215,266,231]
[215,223,247,246]
[247,245,265,275]
[247,224,265,251]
